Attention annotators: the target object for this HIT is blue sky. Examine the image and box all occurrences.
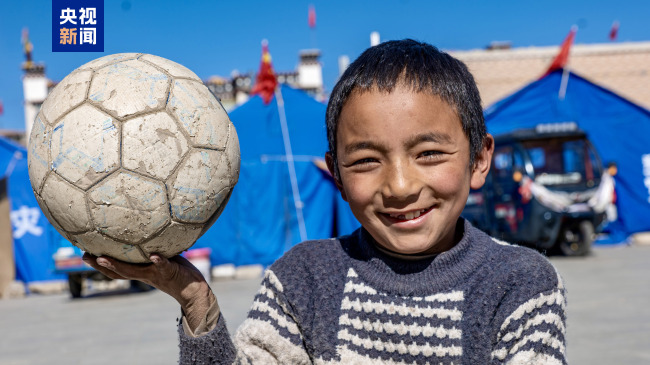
[1,0,648,131]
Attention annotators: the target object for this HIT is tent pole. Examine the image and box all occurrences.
[275,88,308,242]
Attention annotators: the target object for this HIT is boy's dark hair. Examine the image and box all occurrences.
[326,39,486,179]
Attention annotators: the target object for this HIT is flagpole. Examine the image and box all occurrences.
[310,28,317,49]
[275,87,308,242]
[559,67,570,100]
[557,25,578,100]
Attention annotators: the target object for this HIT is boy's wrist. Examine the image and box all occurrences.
[179,282,216,331]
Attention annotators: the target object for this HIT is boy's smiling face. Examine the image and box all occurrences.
[328,85,492,255]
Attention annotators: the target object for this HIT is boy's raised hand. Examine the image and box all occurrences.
[82,252,215,331]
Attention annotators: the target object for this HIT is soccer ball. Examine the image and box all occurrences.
[27,53,240,263]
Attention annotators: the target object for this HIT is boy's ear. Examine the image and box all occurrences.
[325,152,348,202]
[470,134,494,190]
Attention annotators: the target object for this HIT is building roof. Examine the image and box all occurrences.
[450,41,650,109]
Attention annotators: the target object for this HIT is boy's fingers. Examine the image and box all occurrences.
[82,253,188,292]
[82,253,128,280]
[149,253,167,266]
[82,252,95,263]
[90,255,154,281]
[94,266,128,280]
[148,254,178,280]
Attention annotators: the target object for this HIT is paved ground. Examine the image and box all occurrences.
[551,244,650,364]
[0,244,649,364]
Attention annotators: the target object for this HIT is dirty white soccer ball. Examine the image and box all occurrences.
[27,53,240,263]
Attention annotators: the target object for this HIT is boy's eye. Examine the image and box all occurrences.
[419,150,443,159]
[351,158,378,166]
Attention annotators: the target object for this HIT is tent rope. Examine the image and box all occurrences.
[275,88,308,242]
[2,151,23,179]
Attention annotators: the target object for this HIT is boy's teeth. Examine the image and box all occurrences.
[390,209,427,220]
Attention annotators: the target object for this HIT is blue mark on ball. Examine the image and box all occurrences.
[51,118,116,176]
[171,186,208,222]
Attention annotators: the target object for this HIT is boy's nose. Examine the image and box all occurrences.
[382,162,419,200]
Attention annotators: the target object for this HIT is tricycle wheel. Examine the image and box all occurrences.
[68,274,84,298]
[558,221,594,256]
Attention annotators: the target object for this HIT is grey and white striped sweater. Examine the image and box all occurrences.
[179,219,567,364]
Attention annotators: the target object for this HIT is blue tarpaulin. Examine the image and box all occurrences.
[1,136,64,283]
[484,69,650,239]
[193,85,360,266]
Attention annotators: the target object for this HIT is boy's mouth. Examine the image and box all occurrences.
[382,206,434,222]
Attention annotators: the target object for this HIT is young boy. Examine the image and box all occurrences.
[85,39,567,364]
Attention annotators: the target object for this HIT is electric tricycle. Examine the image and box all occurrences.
[462,122,614,256]
[53,241,152,298]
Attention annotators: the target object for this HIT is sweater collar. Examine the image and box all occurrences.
[346,218,491,296]
[372,242,439,261]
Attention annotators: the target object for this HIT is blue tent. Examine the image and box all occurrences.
[484,69,650,239]
[1,135,64,283]
[194,85,359,266]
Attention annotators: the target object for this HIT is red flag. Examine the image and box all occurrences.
[542,26,577,78]
[250,40,278,105]
[308,5,316,29]
[0,100,4,116]
[609,21,619,41]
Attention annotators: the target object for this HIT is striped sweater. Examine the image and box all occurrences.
[179,219,567,364]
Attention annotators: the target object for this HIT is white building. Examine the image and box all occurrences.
[21,62,48,144]
[206,49,325,111]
